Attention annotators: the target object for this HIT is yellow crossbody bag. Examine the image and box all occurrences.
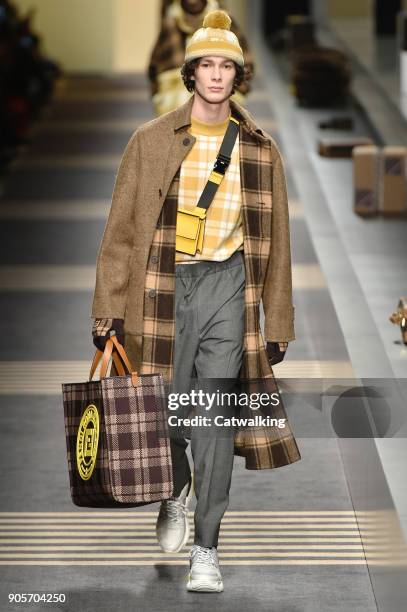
[175,205,207,255]
[175,115,240,256]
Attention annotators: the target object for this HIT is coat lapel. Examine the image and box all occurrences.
[150,104,196,231]
[161,131,196,206]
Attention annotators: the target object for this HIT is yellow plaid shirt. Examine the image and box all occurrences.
[173,113,288,352]
[175,112,244,264]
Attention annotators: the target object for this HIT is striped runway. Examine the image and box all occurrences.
[0,200,110,220]
[0,263,324,291]
[28,118,152,132]
[0,198,303,221]
[0,266,97,291]
[9,154,123,170]
[1,510,400,566]
[0,360,354,394]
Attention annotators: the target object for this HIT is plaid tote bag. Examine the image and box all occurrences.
[62,335,173,507]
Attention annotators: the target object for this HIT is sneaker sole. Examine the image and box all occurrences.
[186,577,224,593]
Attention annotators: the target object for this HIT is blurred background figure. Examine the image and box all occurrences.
[0,0,60,169]
[148,0,255,115]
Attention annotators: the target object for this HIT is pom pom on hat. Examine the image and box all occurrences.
[185,9,244,66]
[203,9,231,30]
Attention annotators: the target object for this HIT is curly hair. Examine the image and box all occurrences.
[180,58,250,94]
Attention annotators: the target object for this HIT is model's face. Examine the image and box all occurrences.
[192,56,236,104]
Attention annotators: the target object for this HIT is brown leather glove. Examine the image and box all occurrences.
[266,341,287,366]
[92,318,125,351]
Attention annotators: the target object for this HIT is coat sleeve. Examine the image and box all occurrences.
[262,144,295,342]
[91,130,140,320]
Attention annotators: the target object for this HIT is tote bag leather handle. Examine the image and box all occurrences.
[89,335,138,382]
[89,339,123,380]
[109,336,140,387]
[108,335,134,373]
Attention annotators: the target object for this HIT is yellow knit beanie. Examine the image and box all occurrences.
[184,9,244,66]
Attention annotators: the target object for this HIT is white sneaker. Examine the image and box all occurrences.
[155,475,193,553]
[186,544,224,592]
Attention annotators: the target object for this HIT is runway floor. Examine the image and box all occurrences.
[0,69,403,611]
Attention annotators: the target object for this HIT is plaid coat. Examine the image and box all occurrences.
[92,95,300,470]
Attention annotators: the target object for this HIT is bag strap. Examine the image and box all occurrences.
[89,335,135,381]
[89,340,123,381]
[109,334,134,372]
[89,340,115,381]
[190,115,240,213]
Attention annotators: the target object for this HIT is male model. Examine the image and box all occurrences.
[92,9,298,593]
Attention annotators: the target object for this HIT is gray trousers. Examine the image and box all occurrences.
[170,249,245,548]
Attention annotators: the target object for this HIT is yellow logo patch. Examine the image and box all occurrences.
[76,404,100,481]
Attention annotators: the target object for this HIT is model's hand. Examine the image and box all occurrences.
[266,341,287,366]
[92,318,125,351]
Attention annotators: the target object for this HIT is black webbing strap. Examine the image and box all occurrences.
[194,115,240,212]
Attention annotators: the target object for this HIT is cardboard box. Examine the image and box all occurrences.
[319,137,373,158]
[380,146,407,215]
[352,145,381,216]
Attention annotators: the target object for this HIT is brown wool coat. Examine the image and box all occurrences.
[92,94,301,470]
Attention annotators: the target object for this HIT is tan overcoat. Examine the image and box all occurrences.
[92,94,300,469]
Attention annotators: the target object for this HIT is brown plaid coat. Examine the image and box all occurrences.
[92,95,300,470]
[147,12,255,97]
